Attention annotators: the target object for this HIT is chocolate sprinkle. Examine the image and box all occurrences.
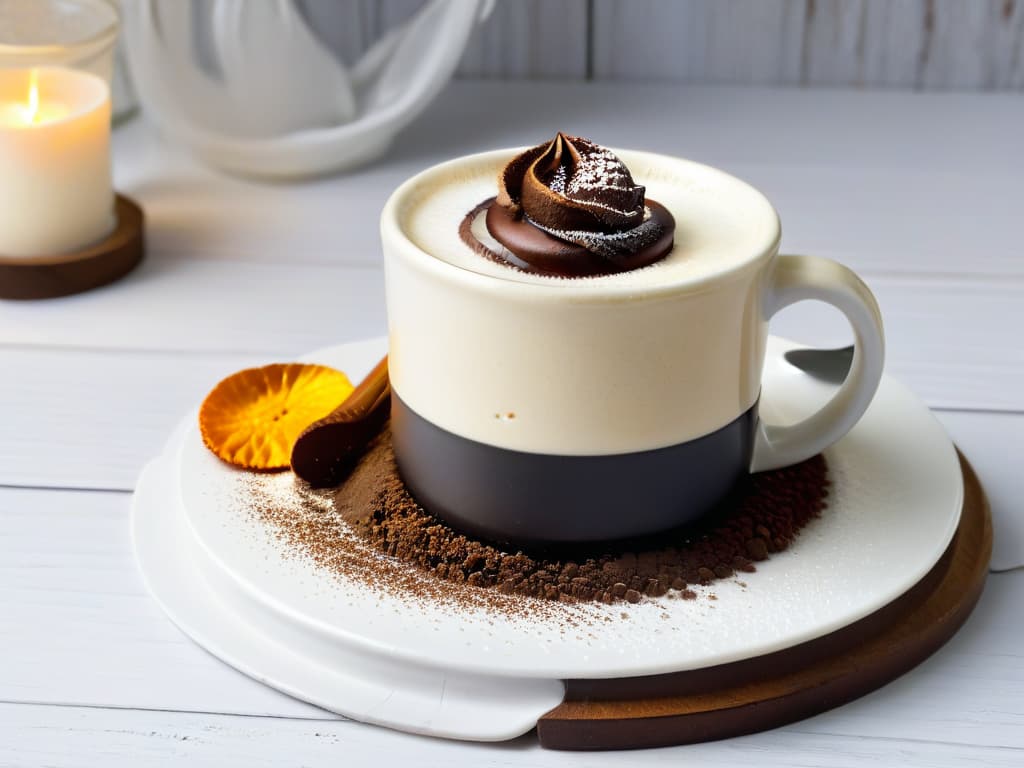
[248,426,829,608]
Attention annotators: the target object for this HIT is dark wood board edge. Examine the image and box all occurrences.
[537,450,992,750]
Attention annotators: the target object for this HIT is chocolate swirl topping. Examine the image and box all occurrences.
[478,133,674,276]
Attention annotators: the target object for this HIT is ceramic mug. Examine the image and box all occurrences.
[381,149,884,544]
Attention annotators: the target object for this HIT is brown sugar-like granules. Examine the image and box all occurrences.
[316,426,829,605]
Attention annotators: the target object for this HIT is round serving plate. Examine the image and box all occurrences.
[178,336,962,677]
[133,335,966,742]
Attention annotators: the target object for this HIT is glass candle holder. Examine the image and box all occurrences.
[0,0,120,83]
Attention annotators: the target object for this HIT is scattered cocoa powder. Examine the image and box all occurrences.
[299,426,828,605]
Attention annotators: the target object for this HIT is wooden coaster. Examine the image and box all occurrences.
[537,451,992,750]
[0,195,144,300]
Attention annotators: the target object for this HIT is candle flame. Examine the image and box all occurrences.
[1,69,69,128]
[25,70,40,124]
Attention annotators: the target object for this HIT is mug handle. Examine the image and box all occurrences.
[750,254,885,472]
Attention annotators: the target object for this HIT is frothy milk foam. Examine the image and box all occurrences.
[399,149,780,290]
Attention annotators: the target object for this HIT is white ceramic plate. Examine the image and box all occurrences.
[132,438,563,741]
[167,336,961,684]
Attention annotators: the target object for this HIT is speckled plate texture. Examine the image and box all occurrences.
[133,336,962,741]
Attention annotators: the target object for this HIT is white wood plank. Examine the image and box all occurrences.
[737,164,1024,282]
[831,0,1024,90]
[1,485,1021,741]
[142,0,1024,90]
[0,348,267,491]
[111,83,1024,278]
[290,0,589,81]
[800,0,978,89]
[374,80,1024,178]
[992,0,1024,88]
[591,0,1024,89]
[920,0,1024,90]
[801,1,881,87]
[2,700,1023,768]
[937,411,1024,573]
[0,322,1017,493]
[767,274,1024,413]
[0,261,386,355]
[0,272,1021,491]
[0,315,1020,492]
[1,269,1020,407]
[0,487,331,719]
[858,0,929,87]
[783,575,1024,749]
[458,0,589,79]
[592,0,805,84]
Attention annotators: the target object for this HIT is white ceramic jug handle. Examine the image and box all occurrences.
[750,254,885,472]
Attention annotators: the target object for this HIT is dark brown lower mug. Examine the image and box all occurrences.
[391,393,757,545]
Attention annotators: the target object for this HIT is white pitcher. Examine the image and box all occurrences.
[122,0,494,179]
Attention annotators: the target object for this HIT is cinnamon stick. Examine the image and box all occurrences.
[290,356,390,488]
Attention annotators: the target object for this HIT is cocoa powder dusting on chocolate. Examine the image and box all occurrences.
[247,426,829,610]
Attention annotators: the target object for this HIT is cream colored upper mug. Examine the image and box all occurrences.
[381,148,884,544]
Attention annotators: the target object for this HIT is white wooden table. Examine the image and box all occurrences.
[2,81,1022,767]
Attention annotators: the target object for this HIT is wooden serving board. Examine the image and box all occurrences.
[0,195,144,300]
[537,451,992,750]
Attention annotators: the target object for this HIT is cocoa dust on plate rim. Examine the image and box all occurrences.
[240,427,829,618]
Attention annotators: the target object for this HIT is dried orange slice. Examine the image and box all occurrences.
[199,363,354,471]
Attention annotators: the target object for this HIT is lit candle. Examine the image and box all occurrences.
[0,67,114,258]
